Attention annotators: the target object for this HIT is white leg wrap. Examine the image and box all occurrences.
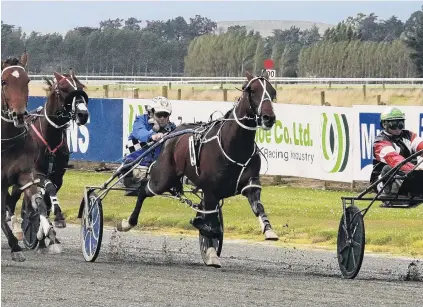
[50,196,59,213]
[258,217,265,233]
[40,215,51,236]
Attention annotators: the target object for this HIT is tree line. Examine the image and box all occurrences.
[2,6,423,77]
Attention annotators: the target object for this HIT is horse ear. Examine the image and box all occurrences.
[20,51,28,68]
[262,69,270,80]
[1,61,4,70]
[69,68,76,78]
[245,70,253,81]
[53,71,65,82]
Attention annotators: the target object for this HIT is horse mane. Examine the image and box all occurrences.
[4,57,20,66]
[223,108,233,119]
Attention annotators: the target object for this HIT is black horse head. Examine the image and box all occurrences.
[44,69,89,127]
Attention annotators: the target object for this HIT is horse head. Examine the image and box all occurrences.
[44,69,89,127]
[1,51,29,127]
[241,70,276,130]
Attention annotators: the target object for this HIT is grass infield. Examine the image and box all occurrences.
[20,170,422,257]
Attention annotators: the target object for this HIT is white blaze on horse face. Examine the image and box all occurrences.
[11,70,20,78]
[77,103,88,111]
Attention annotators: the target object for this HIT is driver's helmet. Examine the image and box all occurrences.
[151,96,172,115]
[380,107,405,129]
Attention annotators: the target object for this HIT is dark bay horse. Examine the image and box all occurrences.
[1,53,51,261]
[8,70,89,238]
[117,71,279,267]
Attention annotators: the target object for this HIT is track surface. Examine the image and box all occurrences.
[2,225,422,307]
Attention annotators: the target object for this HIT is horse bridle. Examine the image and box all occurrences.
[232,76,275,131]
[44,76,88,129]
[1,65,28,123]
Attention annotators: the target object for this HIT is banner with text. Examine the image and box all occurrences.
[352,105,423,181]
[28,96,124,162]
[123,99,354,182]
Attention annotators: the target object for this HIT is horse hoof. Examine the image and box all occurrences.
[11,251,26,262]
[48,244,63,254]
[54,220,67,228]
[116,219,132,232]
[205,247,221,268]
[264,229,279,241]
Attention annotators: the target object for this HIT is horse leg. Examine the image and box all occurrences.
[116,178,153,232]
[7,185,23,240]
[243,179,279,241]
[20,175,62,254]
[1,187,25,261]
[194,192,221,268]
[44,178,66,228]
[117,156,178,232]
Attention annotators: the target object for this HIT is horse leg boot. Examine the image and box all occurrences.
[1,189,25,261]
[117,179,153,232]
[7,186,24,240]
[244,186,279,241]
[44,179,66,228]
[29,192,62,254]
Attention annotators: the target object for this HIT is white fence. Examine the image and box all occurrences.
[29,75,423,85]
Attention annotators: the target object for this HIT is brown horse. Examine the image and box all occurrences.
[117,71,279,267]
[1,52,54,261]
[7,70,89,246]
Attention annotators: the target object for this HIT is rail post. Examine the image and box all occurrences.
[161,86,168,98]
[177,89,182,100]
[223,89,228,101]
[103,85,109,98]
[133,88,139,99]
[320,91,325,106]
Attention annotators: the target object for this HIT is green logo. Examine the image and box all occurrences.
[127,104,144,133]
[320,113,350,173]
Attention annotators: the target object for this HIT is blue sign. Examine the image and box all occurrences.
[28,96,124,163]
[420,113,423,138]
[359,113,382,170]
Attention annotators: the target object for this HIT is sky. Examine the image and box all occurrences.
[1,0,422,35]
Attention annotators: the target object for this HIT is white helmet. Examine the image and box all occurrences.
[151,96,172,114]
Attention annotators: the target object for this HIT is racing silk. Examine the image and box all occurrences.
[372,130,423,176]
[124,114,176,166]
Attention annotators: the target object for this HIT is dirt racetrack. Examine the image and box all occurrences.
[1,225,422,307]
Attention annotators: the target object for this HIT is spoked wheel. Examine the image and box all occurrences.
[337,205,365,279]
[21,198,40,250]
[199,205,224,265]
[80,191,103,262]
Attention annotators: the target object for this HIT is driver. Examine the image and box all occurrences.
[370,107,423,198]
[122,96,176,196]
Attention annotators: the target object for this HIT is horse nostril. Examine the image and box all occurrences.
[262,115,270,122]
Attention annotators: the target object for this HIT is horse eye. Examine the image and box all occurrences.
[1,80,6,86]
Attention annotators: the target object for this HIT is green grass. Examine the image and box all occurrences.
[42,170,423,257]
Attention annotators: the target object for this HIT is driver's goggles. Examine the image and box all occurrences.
[385,120,405,130]
[155,112,170,118]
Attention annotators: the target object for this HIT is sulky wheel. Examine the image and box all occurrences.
[199,205,224,265]
[337,205,365,279]
[80,191,103,262]
[21,197,40,250]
